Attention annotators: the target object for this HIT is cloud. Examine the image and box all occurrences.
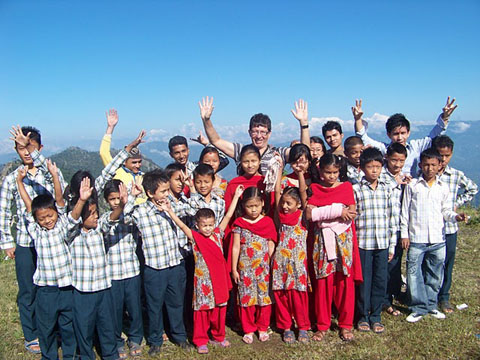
[0,138,15,155]
[148,149,171,158]
[450,122,471,133]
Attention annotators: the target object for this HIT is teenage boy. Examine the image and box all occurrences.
[198,97,311,175]
[352,98,457,175]
[400,148,466,323]
[353,148,395,334]
[432,135,478,313]
[322,121,345,156]
[344,136,364,184]
[0,126,67,354]
[125,169,193,355]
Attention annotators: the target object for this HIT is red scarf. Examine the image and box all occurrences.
[192,230,232,305]
[224,175,265,210]
[232,216,278,243]
[278,209,302,226]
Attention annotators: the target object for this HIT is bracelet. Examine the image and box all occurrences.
[301,124,309,129]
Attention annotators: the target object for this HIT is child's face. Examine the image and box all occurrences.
[147,181,170,208]
[290,154,310,174]
[124,157,142,174]
[169,170,184,196]
[362,160,383,182]
[388,126,410,146]
[319,164,340,187]
[106,191,121,210]
[197,216,215,238]
[35,207,58,230]
[201,152,220,173]
[280,194,300,214]
[241,152,260,176]
[324,130,343,150]
[82,203,99,230]
[436,146,453,171]
[15,139,42,166]
[248,125,271,149]
[243,197,263,220]
[310,142,324,159]
[170,144,189,166]
[345,144,363,167]
[194,174,214,197]
[386,152,406,175]
[420,157,440,182]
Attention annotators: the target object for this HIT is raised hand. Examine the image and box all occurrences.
[119,182,128,206]
[199,96,214,121]
[46,159,58,177]
[106,109,119,129]
[351,99,364,121]
[441,97,457,121]
[234,184,245,198]
[125,130,146,153]
[79,177,93,201]
[190,131,208,146]
[9,125,30,147]
[291,99,308,125]
[16,166,28,181]
[130,177,143,197]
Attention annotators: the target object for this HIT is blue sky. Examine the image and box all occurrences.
[0,0,479,153]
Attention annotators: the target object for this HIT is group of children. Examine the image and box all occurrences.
[0,96,477,359]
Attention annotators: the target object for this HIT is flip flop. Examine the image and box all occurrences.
[258,331,270,342]
[339,328,354,342]
[24,339,41,354]
[242,333,254,344]
[197,344,209,354]
[372,322,385,334]
[357,321,371,332]
[127,340,142,357]
[298,330,310,343]
[282,330,295,344]
[209,339,231,348]
[385,306,401,316]
[312,330,326,341]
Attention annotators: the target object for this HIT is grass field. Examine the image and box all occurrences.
[0,210,479,359]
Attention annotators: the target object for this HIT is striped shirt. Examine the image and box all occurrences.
[168,193,192,250]
[378,165,404,233]
[185,192,225,228]
[232,143,289,176]
[346,164,364,185]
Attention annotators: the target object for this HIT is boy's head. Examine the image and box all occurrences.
[193,164,215,197]
[322,121,344,151]
[168,136,189,166]
[360,147,383,182]
[386,113,410,146]
[104,179,123,210]
[124,148,143,174]
[195,208,216,237]
[419,148,442,181]
[385,143,407,175]
[31,194,58,230]
[432,135,454,171]
[344,136,364,167]
[15,126,43,166]
[248,113,271,149]
[143,169,170,207]
[165,163,186,196]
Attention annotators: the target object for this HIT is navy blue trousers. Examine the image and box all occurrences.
[438,232,457,303]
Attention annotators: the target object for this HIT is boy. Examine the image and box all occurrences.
[353,148,395,333]
[0,126,67,354]
[161,185,244,354]
[344,136,364,184]
[125,169,193,355]
[17,160,76,360]
[322,121,344,156]
[432,135,478,313]
[352,98,457,175]
[400,148,466,323]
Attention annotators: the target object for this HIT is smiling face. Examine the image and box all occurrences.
[124,157,142,174]
[241,152,261,176]
[34,207,58,230]
[310,142,324,159]
[243,197,264,220]
[169,170,184,196]
[324,130,344,150]
[345,144,363,167]
[170,144,189,165]
[147,181,170,208]
[280,194,300,214]
[82,203,99,230]
[248,125,271,150]
[201,151,220,173]
[15,139,42,166]
[388,126,410,146]
[291,154,310,174]
[196,216,215,238]
[194,174,214,197]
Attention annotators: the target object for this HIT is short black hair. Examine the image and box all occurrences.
[193,163,215,181]
[432,135,454,151]
[80,197,98,222]
[103,179,122,201]
[420,148,442,163]
[31,194,57,221]
[195,208,215,223]
[168,136,188,153]
[360,147,384,168]
[165,163,185,179]
[249,113,271,132]
[344,136,364,153]
[386,142,407,157]
[142,169,169,197]
[386,113,410,134]
[322,121,343,137]
[288,143,312,164]
[21,126,42,146]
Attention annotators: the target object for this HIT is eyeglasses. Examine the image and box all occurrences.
[249,130,270,137]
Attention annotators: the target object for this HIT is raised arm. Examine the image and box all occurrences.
[199,96,235,158]
[352,99,364,133]
[292,99,311,147]
[352,99,387,153]
[219,185,244,231]
[110,182,128,221]
[99,109,118,166]
[46,160,65,208]
[161,201,193,241]
[71,177,93,221]
[16,167,32,213]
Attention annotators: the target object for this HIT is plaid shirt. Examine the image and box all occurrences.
[400,176,457,243]
[439,166,478,234]
[378,165,404,233]
[25,207,74,287]
[126,200,184,270]
[232,143,289,176]
[0,150,67,249]
[94,149,129,194]
[185,192,225,228]
[67,213,114,292]
[354,178,396,252]
[346,164,364,185]
[168,193,192,250]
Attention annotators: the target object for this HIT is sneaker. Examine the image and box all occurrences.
[428,309,446,319]
[406,312,424,323]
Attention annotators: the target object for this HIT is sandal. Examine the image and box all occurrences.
[242,333,254,344]
[197,344,209,354]
[357,321,371,332]
[258,331,270,342]
[298,330,309,343]
[209,339,231,348]
[24,339,41,354]
[127,340,142,357]
[372,322,385,334]
[385,306,401,316]
[440,301,454,314]
[312,330,326,341]
[118,345,128,359]
[339,328,354,342]
[282,330,295,344]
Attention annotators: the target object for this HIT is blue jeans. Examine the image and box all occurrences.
[438,232,457,303]
[406,242,445,315]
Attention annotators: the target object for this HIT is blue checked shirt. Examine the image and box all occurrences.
[0,150,67,249]
[378,165,404,234]
[438,166,478,234]
[94,149,129,194]
[185,192,225,228]
[346,164,364,185]
[354,177,396,253]
[168,193,192,250]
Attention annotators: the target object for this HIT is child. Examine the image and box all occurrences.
[400,148,466,323]
[162,186,244,354]
[309,136,326,165]
[103,179,144,358]
[199,146,228,199]
[352,98,457,175]
[344,136,364,184]
[305,153,362,342]
[432,135,478,313]
[322,121,344,156]
[231,186,277,344]
[353,148,395,334]
[17,160,75,360]
[280,143,312,190]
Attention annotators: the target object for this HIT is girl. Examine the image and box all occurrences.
[199,146,228,199]
[281,143,312,190]
[309,136,326,165]
[305,154,362,342]
[231,187,277,344]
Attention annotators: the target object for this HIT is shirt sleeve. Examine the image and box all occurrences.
[25,212,41,242]
[0,175,16,249]
[95,149,129,194]
[232,142,243,163]
[400,184,412,239]
[441,186,458,222]
[99,134,114,167]
[409,114,447,154]
[455,172,478,207]
[355,126,387,154]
